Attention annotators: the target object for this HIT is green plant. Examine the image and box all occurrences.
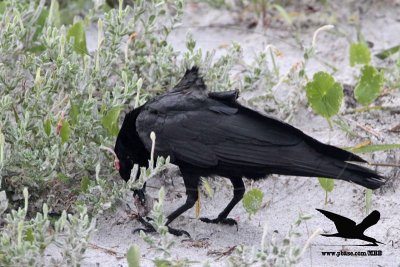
[140,187,192,267]
[305,71,343,125]
[349,42,371,67]
[227,213,318,267]
[0,0,187,264]
[0,0,184,212]
[242,188,264,218]
[354,65,384,106]
[348,40,385,107]
[318,178,334,205]
[127,244,141,267]
[0,188,95,267]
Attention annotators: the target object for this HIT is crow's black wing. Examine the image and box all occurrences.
[135,93,386,189]
[317,209,356,233]
[208,90,239,103]
[356,210,380,233]
[136,95,342,170]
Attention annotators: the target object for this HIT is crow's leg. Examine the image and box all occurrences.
[164,172,199,237]
[133,172,199,237]
[201,177,244,228]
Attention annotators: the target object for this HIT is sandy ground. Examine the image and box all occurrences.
[76,2,400,266]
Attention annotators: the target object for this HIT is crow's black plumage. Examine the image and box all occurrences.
[114,67,385,236]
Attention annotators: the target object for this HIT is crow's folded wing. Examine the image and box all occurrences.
[136,101,325,168]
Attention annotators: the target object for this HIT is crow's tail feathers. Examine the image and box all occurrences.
[307,157,384,190]
[332,160,386,190]
[172,66,206,92]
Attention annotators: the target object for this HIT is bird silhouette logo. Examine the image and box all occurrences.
[317,209,383,246]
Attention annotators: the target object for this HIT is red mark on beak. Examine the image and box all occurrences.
[114,159,120,171]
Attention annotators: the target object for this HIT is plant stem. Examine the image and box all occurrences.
[325,191,328,205]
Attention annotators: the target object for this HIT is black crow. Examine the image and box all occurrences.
[317,209,383,246]
[114,67,385,236]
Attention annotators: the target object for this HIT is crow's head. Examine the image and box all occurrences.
[114,109,149,205]
[114,134,147,204]
[114,135,134,181]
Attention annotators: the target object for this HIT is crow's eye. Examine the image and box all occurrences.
[126,156,134,165]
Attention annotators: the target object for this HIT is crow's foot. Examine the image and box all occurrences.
[167,226,191,237]
[133,217,190,237]
[200,217,238,229]
[132,216,156,234]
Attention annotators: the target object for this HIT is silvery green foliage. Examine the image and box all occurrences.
[50,205,96,266]
[384,56,400,90]
[0,0,182,265]
[0,129,6,215]
[0,188,95,267]
[226,214,312,267]
[77,156,170,215]
[140,187,192,267]
[0,158,168,267]
[0,0,184,208]
[182,34,243,92]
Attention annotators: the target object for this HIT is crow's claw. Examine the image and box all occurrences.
[132,226,156,234]
[133,216,191,237]
[200,217,238,229]
[167,226,191,238]
[132,216,156,234]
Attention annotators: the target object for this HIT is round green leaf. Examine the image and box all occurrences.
[354,65,384,106]
[305,72,343,118]
[318,177,335,192]
[242,188,264,217]
[350,43,371,66]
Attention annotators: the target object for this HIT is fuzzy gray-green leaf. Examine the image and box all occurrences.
[43,119,51,136]
[67,21,88,56]
[70,101,79,126]
[127,245,141,267]
[102,107,121,136]
[81,176,90,193]
[60,120,71,144]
